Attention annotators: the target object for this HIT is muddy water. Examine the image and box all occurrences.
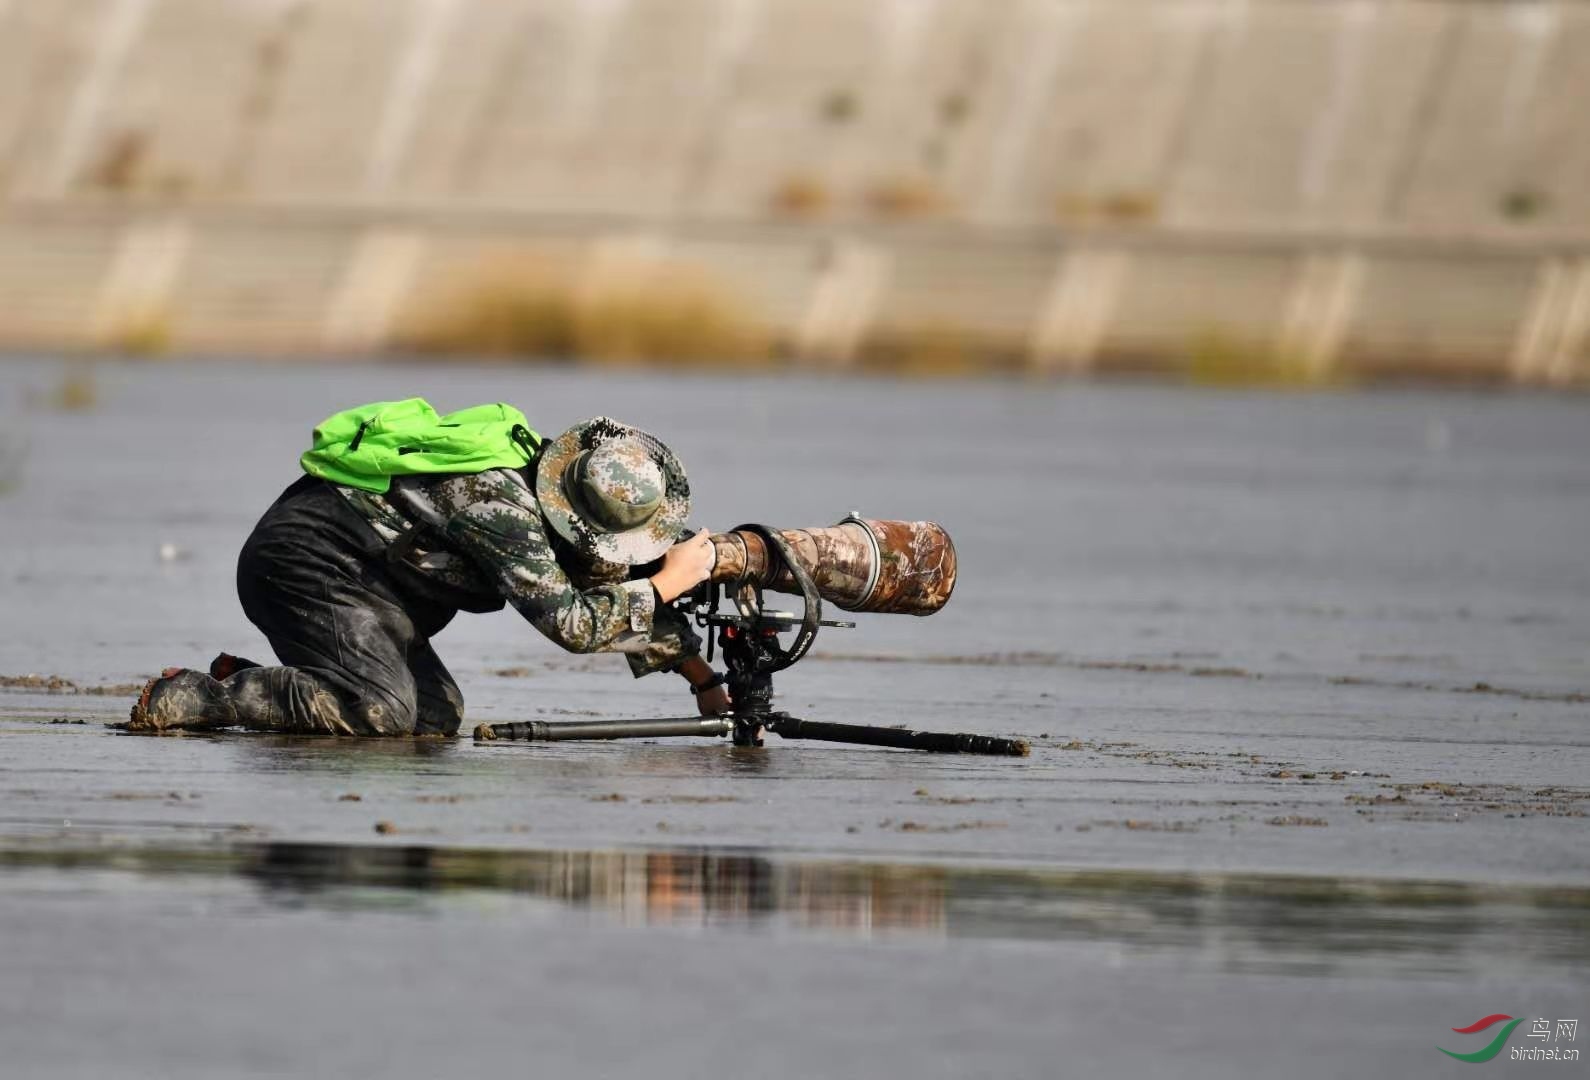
[1,357,1588,1078]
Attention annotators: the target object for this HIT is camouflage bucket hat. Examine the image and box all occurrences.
[534,417,691,565]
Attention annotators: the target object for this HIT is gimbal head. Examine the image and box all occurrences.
[690,524,855,745]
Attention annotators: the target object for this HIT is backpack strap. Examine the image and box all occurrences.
[385,475,450,532]
[510,423,540,461]
[381,475,451,571]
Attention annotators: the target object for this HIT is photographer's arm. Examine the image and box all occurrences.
[440,482,726,711]
[675,653,731,716]
[445,492,660,654]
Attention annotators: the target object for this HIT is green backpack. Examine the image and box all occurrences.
[300,398,541,494]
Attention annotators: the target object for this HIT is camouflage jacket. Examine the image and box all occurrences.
[335,467,700,677]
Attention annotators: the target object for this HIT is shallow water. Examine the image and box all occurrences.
[4,358,1590,692]
[6,839,1588,980]
[1,357,1588,1077]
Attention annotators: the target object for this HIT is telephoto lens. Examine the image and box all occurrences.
[709,516,957,616]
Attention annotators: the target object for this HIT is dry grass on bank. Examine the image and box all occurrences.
[101,307,174,357]
[864,177,951,219]
[1181,327,1342,388]
[401,254,771,366]
[1054,191,1160,225]
[53,364,100,410]
[859,323,1025,377]
[770,174,832,218]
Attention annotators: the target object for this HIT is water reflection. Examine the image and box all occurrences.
[222,735,778,779]
[244,843,939,936]
[234,736,465,770]
[7,840,1583,978]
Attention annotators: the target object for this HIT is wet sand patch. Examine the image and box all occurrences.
[895,820,1007,833]
[808,653,1590,704]
[0,674,144,696]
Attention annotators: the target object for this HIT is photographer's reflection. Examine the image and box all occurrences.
[237,840,946,938]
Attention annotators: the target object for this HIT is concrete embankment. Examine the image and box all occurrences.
[0,0,1587,381]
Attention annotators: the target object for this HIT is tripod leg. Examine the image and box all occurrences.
[476,718,734,742]
[769,716,1029,756]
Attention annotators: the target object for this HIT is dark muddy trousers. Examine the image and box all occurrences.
[227,477,465,736]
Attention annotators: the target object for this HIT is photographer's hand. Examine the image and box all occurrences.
[695,682,732,716]
[650,529,716,603]
[675,655,732,715]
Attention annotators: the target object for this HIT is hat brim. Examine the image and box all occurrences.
[534,417,691,565]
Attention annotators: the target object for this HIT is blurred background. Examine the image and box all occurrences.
[0,0,1587,384]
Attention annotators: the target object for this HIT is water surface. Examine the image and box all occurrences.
[1,358,1587,1078]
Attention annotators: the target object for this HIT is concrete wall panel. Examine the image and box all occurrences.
[86,0,275,197]
[0,220,120,342]
[1102,248,1297,355]
[5,0,1589,232]
[244,0,408,199]
[874,240,1055,338]
[1343,255,1538,373]
[167,224,354,348]
[692,0,898,216]
[0,0,123,196]
[0,0,1587,378]
[1511,5,1590,228]
[1018,2,1213,227]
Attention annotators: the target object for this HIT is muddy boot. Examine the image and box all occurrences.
[128,668,239,732]
[208,652,262,680]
